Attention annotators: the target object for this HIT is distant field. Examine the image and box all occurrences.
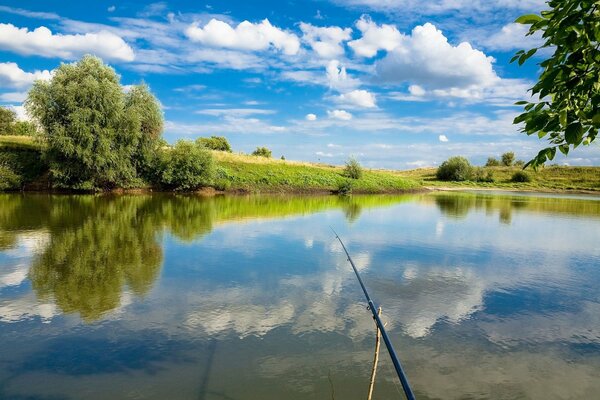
[0,135,41,150]
[395,166,600,192]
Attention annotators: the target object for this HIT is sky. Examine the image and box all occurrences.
[0,0,598,168]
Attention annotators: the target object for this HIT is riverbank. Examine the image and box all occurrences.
[2,135,599,194]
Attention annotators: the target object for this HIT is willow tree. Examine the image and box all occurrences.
[513,0,600,167]
[26,55,163,189]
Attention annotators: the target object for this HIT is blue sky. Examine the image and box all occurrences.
[0,0,598,168]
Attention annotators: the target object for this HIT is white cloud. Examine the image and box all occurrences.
[439,134,449,142]
[328,109,353,120]
[376,23,498,89]
[196,108,275,117]
[326,60,360,91]
[335,89,376,108]
[409,85,426,96]
[348,15,402,57]
[299,22,352,58]
[107,5,116,12]
[478,23,544,51]
[0,62,52,89]
[186,18,300,55]
[0,23,135,61]
[0,92,27,102]
[305,113,317,121]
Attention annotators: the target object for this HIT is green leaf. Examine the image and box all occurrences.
[559,109,567,128]
[558,144,569,155]
[592,113,600,126]
[547,147,556,161]
[515,14,542,24]
[565,122,583,144]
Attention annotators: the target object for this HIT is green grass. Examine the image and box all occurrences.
[0,135,42,150]
[395,166,600,192]
[213,152,420,193]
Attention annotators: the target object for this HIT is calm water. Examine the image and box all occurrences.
[1,192,599,400]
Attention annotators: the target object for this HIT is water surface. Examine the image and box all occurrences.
[1,192,599,399]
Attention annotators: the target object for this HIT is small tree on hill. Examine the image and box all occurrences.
[197,136,232,152]
[501,152,515,166]
[436,156,473,181]
[159,140,214,190]
[252,146,272,158]
[485,157,501,167]
[0,107,16,135]
[343,157,363,179]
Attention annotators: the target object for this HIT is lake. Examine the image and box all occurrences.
[0,192,599,399]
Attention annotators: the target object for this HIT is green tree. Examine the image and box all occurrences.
[501,152,515,166]
[196,136,232,152]
[25,55,163,190]
[160,140,214,190]
[252,146,272,157]
[12,121,38,136]
[485,157,501,167]
[513,1,600,167]
[0,107,16,135]
[343,157,363,179]
[124,84,164,179]
[436,156,473,181]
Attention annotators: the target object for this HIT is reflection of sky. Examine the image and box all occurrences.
[1,193,600,399]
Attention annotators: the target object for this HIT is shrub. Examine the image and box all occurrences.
[485,157,501,167]
[343,157,363,179]
[196,136,232,152]
[12,121,38,136]
[252,146,272,158]
[0,164,21,190]
[336,179,353,195]
[511,170,531,183]
[0,107,16,135]
[280,155,285,160]
[514,160,525,167]
[436,156,473,181]
[159,140,214,190]
[501,152,515,166]
[473,167,495,183]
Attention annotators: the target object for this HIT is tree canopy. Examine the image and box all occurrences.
[25,55,163,190]
[513,0,600,167]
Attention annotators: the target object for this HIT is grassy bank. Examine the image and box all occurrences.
[395,166,600,193]
[212,152,419,193]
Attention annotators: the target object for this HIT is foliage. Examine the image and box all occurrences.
[512,1,600,167]
[124,84,164,179]
[343,157,363,179]
[25,55,163,190]
[280,155,285,160]
[514,160,525,167]
[512,170,532,182]
[159,140,214,190]
[485,157,501,167]
[436,156,473,181]
[252,146,272,158]
[0,107,16,135]
[197,136,232,152]
[501,152,515,166]
[0,164,21,190]
[0,147,47,184]
[473,167,495,183]
[12,121,38,136]
[336,179,353,195]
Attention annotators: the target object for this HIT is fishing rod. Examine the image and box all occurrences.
[331,228,416,400]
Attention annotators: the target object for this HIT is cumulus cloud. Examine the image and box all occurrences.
[335,89,376,108]
[328,109,352,120]
[0,23,135,61]
[478,23,544,51]
[348,15,402,57]
[376,23,498,89]
[305,113,317,121]
[299,22,352,58]
[326,60,360,91]
[0,62,52,89]
[439,134,449,142]
[0,92,27,102]
[186,19,300,55]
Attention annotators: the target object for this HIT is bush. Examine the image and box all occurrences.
[0,164,21,190]
[473,167,495,183]
[12,121,38,136]
[159,140,214,190]
[511,170,531,183]
[436,156,473,181]
[485,157,501,167]
[252,146,272,157]
[196,136,232,152]
[336,179,353,195]
[501,152,515,166]
[343,157,363,179]
[514,160,525,167]
[0,107,16,135]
